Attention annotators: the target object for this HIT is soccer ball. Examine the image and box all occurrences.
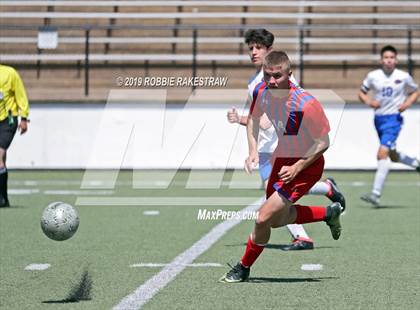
[40,202,80,241]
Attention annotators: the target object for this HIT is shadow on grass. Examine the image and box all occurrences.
[42,269,92,304]
[359,204,411,210]
[249,276,339,283]
[265,244,338,251]
[372,204,410,209]
[42,299,85,304]
[0,205,25,209]
[224,243,338,250]
[224,243,248,247]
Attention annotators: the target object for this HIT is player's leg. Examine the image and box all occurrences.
[220,158,343,282]
[389,149,420,171]
[282,165,337,250]
[283,224,314,250]
[361,145,390,206]
[219,191,343,283]
[386,112,420,171]
[289,202,343,240]
[269,157,343,240]
[219,191,291,283]
[257,194,343,242]
[259,153,315,251]
[361,115,401,206]
[0,116,18,207]
[285,178,346,250]
[307,178,346,211]
[0,148,8,207]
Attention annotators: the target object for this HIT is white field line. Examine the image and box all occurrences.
[143,210,160,216]
[10,180,83,186]
[24,263,50,271]
[10,180,420,187]
[9,180,259,187]
[76,197,262,206]
[43,190,114,195]
[130,263,222,268]
[113,197,264,310]
[301,264,323,271]
[9,189,40,195]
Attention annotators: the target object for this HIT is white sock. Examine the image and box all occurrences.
[286,224,310,240]
[372,159,390,196]
[307,181,330,196]
[397,152,419,168]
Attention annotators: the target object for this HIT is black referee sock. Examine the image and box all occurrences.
[0,167,8,205]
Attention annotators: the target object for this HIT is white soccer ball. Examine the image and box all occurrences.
[40,202,80,241]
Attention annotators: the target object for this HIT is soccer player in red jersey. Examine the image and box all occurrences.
[227,29,345,251]
[220,50,343,283]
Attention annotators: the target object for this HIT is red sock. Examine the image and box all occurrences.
[241,236,265,268]
[294,205,326,224]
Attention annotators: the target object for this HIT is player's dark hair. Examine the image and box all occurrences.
[263,50,291,71]
[244,29,274,48]
[380,45,398,57]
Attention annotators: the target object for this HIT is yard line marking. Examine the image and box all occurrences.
[113,197,264,310]
[77,197,263,206]
[143,210,160,216]
[9,189,40,195]
[44,190,114,195]
[130,263,222,268]
[10,179,420,187]
[301,264,323,271]
[24,263,50,271]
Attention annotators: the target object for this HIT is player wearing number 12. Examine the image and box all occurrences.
[359,45,419,206]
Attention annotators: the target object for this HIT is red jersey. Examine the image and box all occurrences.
[250,80,330,161]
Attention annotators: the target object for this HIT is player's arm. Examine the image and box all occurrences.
[278,134,329,184]
[399,90,419,112]
[359,73,380,109]
[12,69,30,134]
[399,75,419,112]
[227,107,249,126]
[239,115,248,125]
[245,113,260,173]
[358,90,380,109]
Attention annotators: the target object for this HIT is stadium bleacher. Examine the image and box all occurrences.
[0,0,419,102]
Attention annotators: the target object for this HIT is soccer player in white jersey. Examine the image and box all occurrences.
[227,29,345,250]
[359,45,419,206]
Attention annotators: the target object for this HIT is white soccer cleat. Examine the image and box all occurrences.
[360,193,380,207]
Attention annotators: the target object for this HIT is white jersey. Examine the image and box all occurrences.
[361,68,418,116]
[248,69,298,153]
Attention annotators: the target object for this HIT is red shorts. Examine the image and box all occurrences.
[266,156,324,202]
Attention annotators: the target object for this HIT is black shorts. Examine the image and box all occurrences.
[0,117,18,150]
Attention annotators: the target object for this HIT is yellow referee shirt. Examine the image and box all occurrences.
[0,64,29,122]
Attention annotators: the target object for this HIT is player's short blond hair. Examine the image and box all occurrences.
[263,50,291,72]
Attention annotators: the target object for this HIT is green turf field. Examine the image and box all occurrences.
[0,170,419,310]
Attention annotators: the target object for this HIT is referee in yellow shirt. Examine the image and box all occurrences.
[0,64,30,207]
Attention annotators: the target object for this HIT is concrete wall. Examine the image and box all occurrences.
[7,101,419,170]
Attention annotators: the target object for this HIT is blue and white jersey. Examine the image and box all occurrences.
[361,68,418,115]
[248,70,298,153]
